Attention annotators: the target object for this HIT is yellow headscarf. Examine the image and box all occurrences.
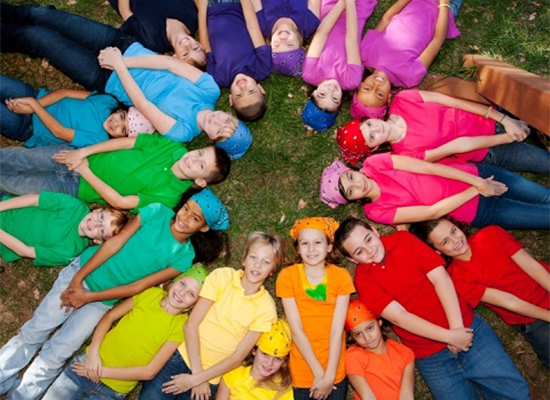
[257,320,292,357]
[289,217,339,242]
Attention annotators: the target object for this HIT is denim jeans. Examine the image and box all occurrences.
[0,4,134,91]
[0,75,36,141]
[472,164,550,229]
[415,314,531,400]
[449,0,464,18]
[43,354,127,400]
[513,319,550,370]
[293,379,348,400]
[0,144,80,198]
[481,141,550,174]
[0,258,112,400]
[139,350,218,400]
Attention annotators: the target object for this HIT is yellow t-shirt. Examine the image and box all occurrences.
[223,365,294,400]
[178,268,277,384]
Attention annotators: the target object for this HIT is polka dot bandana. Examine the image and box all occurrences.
[349,92,387,120]
[345,298,375,331]
[271,49,305,78]
[302,99,338,133]
[127,107,155,137]
[216,120,252,160]
[257,319,292,357]
[173,263,209,287]
[319,160,350,209]
[336,119,371,166]
[190,188,230,231]
[289,217,339,242]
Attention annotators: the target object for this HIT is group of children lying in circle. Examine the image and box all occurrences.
[0,0,548,399]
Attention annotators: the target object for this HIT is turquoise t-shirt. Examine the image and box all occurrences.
[0,192,89,266]
[105,42,220,142]
[25,90,119,148]
[82,203,195,305]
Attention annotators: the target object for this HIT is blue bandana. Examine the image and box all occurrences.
[302,99,338,132]
[271,49,304,78]
[190,189,229,231]
[216,121,252,160]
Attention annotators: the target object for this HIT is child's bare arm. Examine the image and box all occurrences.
[242,0,266,48]
[427,266,464,329]
[116,0,133,20]
[419,0,450,69]
[195,0,211,52]
[0,229,36,259]
[347,374,377,400]
[381,300,473,351]
[308,0,321,18]
[374,0,412,32]
[399,361,415,400]
[511,249,550,292]
[423,135,516,163]
[307,0,345,58]
[121,53,203,83]
[482,288,550,323]
[0,193,39,212]
[344,0,361,66]
[37,89,91,107]
[215,378,230,400]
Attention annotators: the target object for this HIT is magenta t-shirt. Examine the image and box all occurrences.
[389,90,495,162]
[360,153,479,225]
[360,0,460,88]
[302,0,377,90]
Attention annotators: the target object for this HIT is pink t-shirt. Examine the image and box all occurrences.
[389,90,495,162]
[302,0,377,90]
[360,153,479,225]
[360,0,460,88]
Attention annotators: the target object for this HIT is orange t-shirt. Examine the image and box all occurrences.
[345,340,415,400]
[276,263,355,388]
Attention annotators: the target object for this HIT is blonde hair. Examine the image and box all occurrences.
[242,232,286,273]
[243,348,292,391]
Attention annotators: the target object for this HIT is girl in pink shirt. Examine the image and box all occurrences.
[351,0,459,120]
[320,154,550,230]
[337,90,548,173]
[301,0,377,132]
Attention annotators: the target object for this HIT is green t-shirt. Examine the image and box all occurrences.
[77,133,192,213]
[82,203,195,305]
[96,287,187,393]
[0,192,89,266]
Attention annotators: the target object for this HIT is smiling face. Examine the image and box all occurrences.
[103,110,129,138]
[229,74,265,110]
[271,19,301,53]
[339,170,374,201]
[342,225,385,265]
[350,320,385,353]
[200,111,238,142]
[357,71,392,108]
[427,220,472,260]
[173,33,206,67]
[173,147,217,185]
[242,243,276,286]
[296,228,332,268]
[166,276,201,312]
[78,209,118,243]
[313,79,342,113]
[172,199,209,239]
[250,349,285,380]
[360,119,391,149]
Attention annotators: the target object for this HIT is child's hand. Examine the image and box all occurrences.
[52,149,85,170]
[83,351,103,383]
[5,97,35,114]
[310,373,336,400]
[477,176,508,197]
[59,286,90,314]
[73,158,90,174]
[162,373,196,395]
[447,327,474,352]
[502,116,530,142]
[191,382,211,400]
[98,47,123,70]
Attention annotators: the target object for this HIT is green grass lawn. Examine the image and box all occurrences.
[1,0,549,399]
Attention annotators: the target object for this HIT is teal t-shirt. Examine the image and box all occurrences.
[83,203,195,305]
[77,133,192,213]
[0,192,90,266]
[25,90,119,148]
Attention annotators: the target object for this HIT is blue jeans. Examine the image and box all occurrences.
[43,354,127,400]
[0,258,112,400]
[0,4,134,91]
[415,314,531,400]
[0,75,36,141]
[449,0,464,18]
[140,351,218,400]
[0,144,80,198]
[472,164,550,229]
[513,319,550,370]
[481,141,550,174]
[293,379,348,400]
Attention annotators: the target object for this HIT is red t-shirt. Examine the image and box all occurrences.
[354,231,474,358]
[448,225,550,325]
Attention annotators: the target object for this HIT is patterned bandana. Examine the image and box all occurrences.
[257,319,292,357]
[302,99,338,132]
[345,298,375,331]
[336,120,371,165]
[271,49,304,78]
[190,188,230,230]
[174,263,209,287]
[350,92,387,120]
[216,120,253,160]
[127,107,155,137]
[290,217,339,242]
[319,160,350,209]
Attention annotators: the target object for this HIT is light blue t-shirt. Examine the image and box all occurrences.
[105,43,221,143]
[25,90,119,148]
[82,203,195,305]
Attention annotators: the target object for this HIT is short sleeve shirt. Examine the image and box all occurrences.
[98,287,187,393]
[179,268,277,384]
[105,43,220,142]
[222,365,293,400]
[0,192,89,266]
[448,226,550,325]
[354,232,474,358]
[345,340,414,400]
[256,0,319,40]
[78,133,192,213]
[206,3,271,88]
[25,90,118,148]
[276,263,355,388]
[360,153,479,225]
[83,203,195,305]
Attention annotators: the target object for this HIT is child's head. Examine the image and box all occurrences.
[290,217,340,265]
[199,110,253,160]
[78,208,130,244]
[350,70,392,120]
[172,33,207,70]
[334,218,384,265]
[163,264,209,313]
[242,232,286,283]
[229,74,267,122]
[345,298,385,353]
[245,319,292,389]
[320,160,376,208]
[103,107,154,139]
[302,80,342,132]
[270,18,305,77]
[410,217,471,260]
[336,119,392,165]
[174,146,231,187]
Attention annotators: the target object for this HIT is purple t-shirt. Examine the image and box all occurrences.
[360,0,460,88]
[257,0,320,40]
[206,3,271,88]
[302,0,377,90]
